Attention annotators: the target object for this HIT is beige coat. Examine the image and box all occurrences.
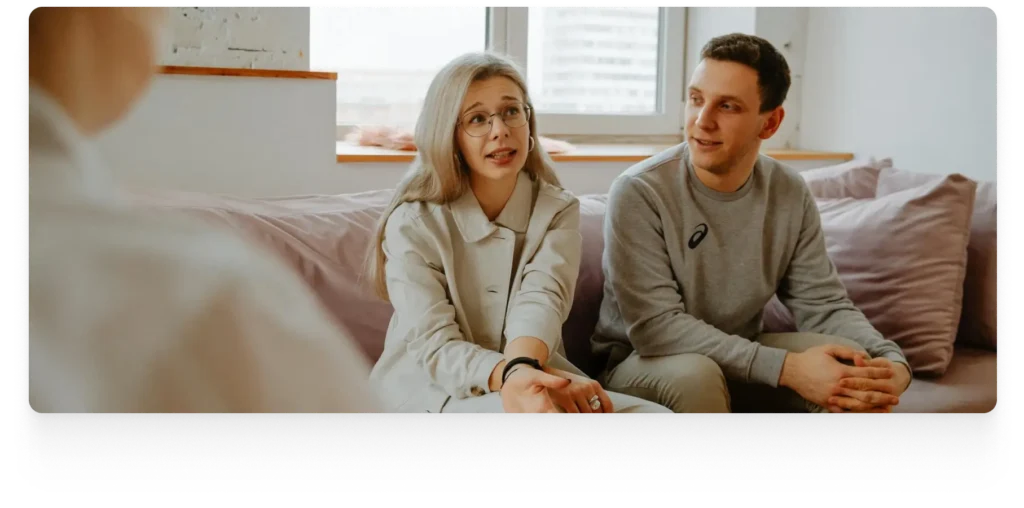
[369,171,582,412]
[29,87,381,412]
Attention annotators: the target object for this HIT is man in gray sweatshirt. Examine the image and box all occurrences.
[592,33,912,413]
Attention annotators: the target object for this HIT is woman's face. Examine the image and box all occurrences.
[455,76,531,186]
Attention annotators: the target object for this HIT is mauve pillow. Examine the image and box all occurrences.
[800,157,892,199]
[561,194,610,378]
[876,169,997,351]
[762,174,976,375]
[132,189,397,363]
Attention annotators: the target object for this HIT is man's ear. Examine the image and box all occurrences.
[758,106,785,140]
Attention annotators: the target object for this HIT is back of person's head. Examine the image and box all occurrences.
[366,51,560,301]
[29,7,166,134]
[700,33,791,113]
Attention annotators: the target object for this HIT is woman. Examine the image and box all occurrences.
[366,52,669,413]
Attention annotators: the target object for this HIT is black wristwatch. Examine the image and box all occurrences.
[501,357,542,387]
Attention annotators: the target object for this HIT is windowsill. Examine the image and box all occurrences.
[336,142,855,164]
[158,65,337,80]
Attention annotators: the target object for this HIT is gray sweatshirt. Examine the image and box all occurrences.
[592,142,909,387]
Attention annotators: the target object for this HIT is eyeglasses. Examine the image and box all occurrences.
[459,102,531,137]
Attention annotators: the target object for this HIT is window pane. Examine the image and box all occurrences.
[527,7,661,115]
[310,7,487,127]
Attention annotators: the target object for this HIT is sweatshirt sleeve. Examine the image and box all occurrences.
[776,189,911,373]
[602,175,790,386]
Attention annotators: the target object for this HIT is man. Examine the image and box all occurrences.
[591,33,912,413]
[29,8,380,412]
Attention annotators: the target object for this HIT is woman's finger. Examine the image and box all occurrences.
[548,389,578,413]
[596,385,614,413]
[573,390,594,413]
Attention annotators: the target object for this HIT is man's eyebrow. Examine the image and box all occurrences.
[688,87,748,105]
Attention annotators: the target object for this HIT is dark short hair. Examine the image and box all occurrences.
[700,33,791,113]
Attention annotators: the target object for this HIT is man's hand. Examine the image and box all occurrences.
[779,344,895,409]
[827,356,911,413]
[543,367,614,413]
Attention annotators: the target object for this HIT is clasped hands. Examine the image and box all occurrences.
[499,364,615,414]
[780,344,912,413]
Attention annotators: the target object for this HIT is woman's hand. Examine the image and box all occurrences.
[543,367,614,413]
[499,365,570,413]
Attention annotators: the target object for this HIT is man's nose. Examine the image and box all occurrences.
[692,106,716,130]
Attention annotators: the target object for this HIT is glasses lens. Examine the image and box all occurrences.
[461,103,530,137]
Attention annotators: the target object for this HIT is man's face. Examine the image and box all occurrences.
[684,58,781,175]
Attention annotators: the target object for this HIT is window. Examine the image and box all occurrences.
[310,7,487,130]
[311,7,685,138]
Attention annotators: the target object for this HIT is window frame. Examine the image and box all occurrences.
[331,7,687,140]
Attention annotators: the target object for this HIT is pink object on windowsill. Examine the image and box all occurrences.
[345,125,575,154]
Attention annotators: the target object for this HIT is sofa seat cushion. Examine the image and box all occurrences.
[895,347,996,413]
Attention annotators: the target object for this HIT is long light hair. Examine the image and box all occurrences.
[366,52,561,301]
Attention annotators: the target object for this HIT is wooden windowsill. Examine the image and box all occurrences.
[336,143,855,164]
[158,65,337,80]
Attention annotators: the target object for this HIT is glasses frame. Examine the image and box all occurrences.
[458,101,533,137]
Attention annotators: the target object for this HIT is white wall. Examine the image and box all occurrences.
[97,74,342,197]
[801,7,996,181]
[685,8,808,150]
[336,158,832,196]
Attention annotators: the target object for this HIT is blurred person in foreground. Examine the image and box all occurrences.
[29,7,380,412]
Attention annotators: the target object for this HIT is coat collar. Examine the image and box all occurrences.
[450,170,534,243]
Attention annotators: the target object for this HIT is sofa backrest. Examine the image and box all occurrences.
[134,163,997,378]
[133,188,614,374]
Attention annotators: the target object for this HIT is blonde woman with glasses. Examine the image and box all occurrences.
[366,52,669,413]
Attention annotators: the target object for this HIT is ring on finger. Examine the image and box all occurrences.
[589,395,601,411]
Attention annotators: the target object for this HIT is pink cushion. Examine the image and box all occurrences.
[133,189,398,363]
[800,157,892,199]
[876,169,997,351]
[763,174,977,375]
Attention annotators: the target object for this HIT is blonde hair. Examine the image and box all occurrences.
[366,52,561,301]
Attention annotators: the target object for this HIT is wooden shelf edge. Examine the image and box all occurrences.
[158,65,337,80]
[337,147,855,164]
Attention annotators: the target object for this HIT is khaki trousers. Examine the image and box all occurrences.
[601,333,868,413]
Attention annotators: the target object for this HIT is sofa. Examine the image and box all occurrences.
[136,159,996,413]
